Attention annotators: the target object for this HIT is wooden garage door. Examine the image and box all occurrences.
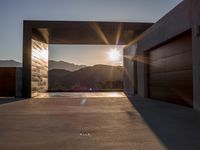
[0,68,16,97]
[148,33,193,106]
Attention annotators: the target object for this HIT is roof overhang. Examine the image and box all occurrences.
[24,21,153,45]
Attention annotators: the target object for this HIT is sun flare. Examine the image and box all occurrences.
[107,48,121,62]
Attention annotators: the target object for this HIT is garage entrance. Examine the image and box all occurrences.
[147,31,193,106]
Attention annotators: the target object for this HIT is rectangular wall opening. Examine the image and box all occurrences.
[48,44,124,92]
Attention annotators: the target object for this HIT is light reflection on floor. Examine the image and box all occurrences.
[35,92,126,98]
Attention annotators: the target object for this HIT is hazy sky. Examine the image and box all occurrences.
[0,0,182,64]
[49,45,124,66]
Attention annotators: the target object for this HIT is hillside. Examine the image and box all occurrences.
[48,64,123,91]
[49,60,87,71]
[0,60,123,90]
[0,60,22,67]
[0,60,87,72]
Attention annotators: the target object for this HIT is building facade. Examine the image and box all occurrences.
[124,0,200,111]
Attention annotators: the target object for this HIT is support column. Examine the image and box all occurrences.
[123,45,136,98]
[22,21,49,98]
[192,25,200,111]
[191,0,200,110]
[31,39,48,97]
[22,22,32,98]
[136,51,148,98]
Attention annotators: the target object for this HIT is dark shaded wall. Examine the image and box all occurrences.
[123,45,137,97]
[15,68,22,97]
[124,0,200,110]
[191,0,200,111]
[0,68,22,97]
[135,0,193,99]
[31,39,48,97]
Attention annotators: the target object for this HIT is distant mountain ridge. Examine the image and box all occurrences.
[48,64,123,91]
[48,60,87,71]
[0,60,22,67]
[0,60,87,71]
[0,60,123,90]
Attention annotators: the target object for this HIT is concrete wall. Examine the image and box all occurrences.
[123,45,137,97]
[135,0,193,100]
[124,0,200,110]
[31,39,48,97]
[136,51,148,98]
[191,0,200,111]
[137,0,192,52]
[16,68,22,97]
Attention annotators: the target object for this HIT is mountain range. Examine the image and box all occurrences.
[0,60,87,71]
[0,60,22,67]
[48,64,123,91]
[48,60,87,71]
[0,60,123,90]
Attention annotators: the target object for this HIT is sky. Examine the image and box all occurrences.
[49,45,124,66]
[0,0,182,65]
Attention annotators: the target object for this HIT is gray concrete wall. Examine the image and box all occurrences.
[124,0,200,110]
[136,51,148,98]
[31,39,48,97]
[123,45,137,97]
[15,68,22,97]
[22,22,32,98]
[127,0,193,99]
[137,0,192,52]
[135,0,193,100]
[191,0,200,111]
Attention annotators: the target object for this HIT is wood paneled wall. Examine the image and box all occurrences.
[148,33,193,106]
[0,68,17,97]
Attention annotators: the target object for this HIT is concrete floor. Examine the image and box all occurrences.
[0,93,200,150]
[35,92,126,98]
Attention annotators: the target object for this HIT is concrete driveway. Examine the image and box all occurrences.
[0,92,200,150]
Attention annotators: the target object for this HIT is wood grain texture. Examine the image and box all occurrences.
[148,33,193,106]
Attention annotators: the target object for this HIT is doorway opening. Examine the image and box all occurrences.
[48,44,124,92]
[22,21,152,98]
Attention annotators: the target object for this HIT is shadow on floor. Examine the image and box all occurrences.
[0,97,25,105]
[128,96,200,150]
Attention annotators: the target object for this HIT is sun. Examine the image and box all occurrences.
[107,48,121,62]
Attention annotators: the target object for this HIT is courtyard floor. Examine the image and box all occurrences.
[0,92,200,150]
